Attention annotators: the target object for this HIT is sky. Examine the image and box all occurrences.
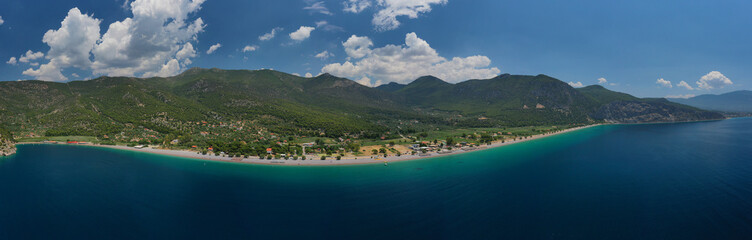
[0,0,750,98]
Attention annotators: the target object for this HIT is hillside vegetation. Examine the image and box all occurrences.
[0,68,723,156]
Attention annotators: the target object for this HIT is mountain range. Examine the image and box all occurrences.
[0,68,723,141]
[668,91,752,113]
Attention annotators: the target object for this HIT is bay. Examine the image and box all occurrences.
[1,118,751,239]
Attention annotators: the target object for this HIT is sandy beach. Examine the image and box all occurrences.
[19,124,602,166]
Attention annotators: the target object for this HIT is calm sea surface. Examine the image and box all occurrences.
[1,118,751,239]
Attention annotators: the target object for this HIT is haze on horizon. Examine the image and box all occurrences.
[0,0,749,98]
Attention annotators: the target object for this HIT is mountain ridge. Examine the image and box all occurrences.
[0,68,723,143]
[668,90,752,113]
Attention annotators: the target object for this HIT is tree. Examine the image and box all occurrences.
[446,137,455,146]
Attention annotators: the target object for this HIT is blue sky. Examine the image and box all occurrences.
[0,0,749,98]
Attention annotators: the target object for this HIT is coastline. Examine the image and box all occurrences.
[0,144,16,157]
[17,124,603,166]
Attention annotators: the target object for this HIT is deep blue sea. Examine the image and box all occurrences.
[1,118,751,239]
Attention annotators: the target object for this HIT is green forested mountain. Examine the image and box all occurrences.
[577,85,723,123]
[0,68,723,143]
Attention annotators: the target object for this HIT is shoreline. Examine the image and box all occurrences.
[17,124,603,166]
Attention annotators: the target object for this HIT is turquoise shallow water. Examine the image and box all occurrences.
[1,118,751,239]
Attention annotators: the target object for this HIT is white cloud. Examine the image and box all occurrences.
[315,20,344,32]
[22,8,101,81]
[677,81,694,90]
[344,0,447,31]
[356,76,383,87]
[292,73,301,76]
[343,0,371,13]
[144,58,181,77]
[6,57,17,65]
[342,35,373,59]
[71,73,80,78]
[18,50,45,63]
[305,72,313,77]
[242,45,258,52]
[175,42,197,63]
[290,26,315,41]
[665,94,696,99]
[0,16,4,25]
[91,0,205,78]
[304,1,332,15]
[121,0,132,10]
[598,77,608,84]
[23,61,67,81]
[322,32,500,85]
[44,8,100,68]
[259,27,282,41]
[697,71,733,90]
[315,50,333,60]
[20,0,206,81]
[656,78,672,88]
[568,81,584,88]
[206,43,222,54]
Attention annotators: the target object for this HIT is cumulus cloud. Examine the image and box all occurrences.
[22,0,207,81]
[322,32,500,85]
[343,0,371,13]
[656,78,672,88]
[665,94,696,99]
[18,50,45,63]
[315,50,333,60]
[175,42,197,64]
[355,76,382,87]
[568,81,584,88]
[290,26,315,41]
[149,58,181,77]
[304,1,332,15]
[342,0,447,31]
[342,35,373,59]
[697,71,733,90]
[92,0,205,78]
[0,16,4,25]
[259,27,282,41]
[598,77,608,84]
[305,73,313,78]
[23,8,101,81]
[23,61,67,81]
[6,57,17,65]
[677,81,694,90]
[206,43,222,54]
[243,45,258,52]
